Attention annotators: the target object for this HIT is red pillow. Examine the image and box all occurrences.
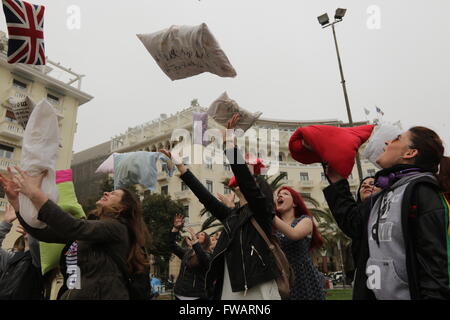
[289,125,375,178]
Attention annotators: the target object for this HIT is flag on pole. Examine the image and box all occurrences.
[375,106,384,116]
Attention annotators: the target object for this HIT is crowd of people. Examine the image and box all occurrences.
[0,113,449,300]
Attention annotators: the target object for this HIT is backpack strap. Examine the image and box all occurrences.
[250,218,274,250]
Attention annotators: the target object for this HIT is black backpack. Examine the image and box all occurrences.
[106,247,152,300]
[0,251,43,300]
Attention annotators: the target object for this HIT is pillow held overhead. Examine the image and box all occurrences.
[2,0,46,64]
[207,92,262,132]
[137,23,236,81]
[289,124,375,178]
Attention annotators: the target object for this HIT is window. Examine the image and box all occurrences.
[0,144,14,159]
[224,186,232,195]
[367,169,376,177]
[161,185,168,195]
[321,172,327,181]
[181,182,188,191]
[224,164,231,171]
[300,172,309,181]
[280,171,288,180]
[206,180,213,193]
[12,79,27,90]
[278,153,284,162]
[301,193,311,199]
[47,93,60,105]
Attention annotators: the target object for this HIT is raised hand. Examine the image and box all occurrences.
[4,203,17,224]
[159,149,186,175]
[217,193,236,209]
[322,163,344,184]
[0,167,20,202]
[16,225,27,236]
[13,166,47,199]
[186,227,199,245]
[226,113,241,130]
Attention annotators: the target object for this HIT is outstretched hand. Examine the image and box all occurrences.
[159,149,186,175]
[217,193,236,209]
[186,227,198,245]
[13,166,47,199]
[222,113,241,147]
[322,163,344,184]
[4,203,17,224]
[0,167,20,202]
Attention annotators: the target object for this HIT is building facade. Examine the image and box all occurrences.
[0,30,93,249]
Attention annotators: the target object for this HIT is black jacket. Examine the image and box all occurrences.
[180,147,279,299]
[323,166,450,300]
[169,231,211,298]
[17,200,131,300]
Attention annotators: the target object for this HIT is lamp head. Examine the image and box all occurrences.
[317,13,330,26]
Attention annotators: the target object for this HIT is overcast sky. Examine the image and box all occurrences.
[1,0,449,154]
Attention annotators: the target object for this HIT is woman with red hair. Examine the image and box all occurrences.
[273,186,325,300]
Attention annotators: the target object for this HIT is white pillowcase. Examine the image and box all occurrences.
[95,153,117,174]
[364,122,403,168]
[207,92,262,132]
[137,23,237,81]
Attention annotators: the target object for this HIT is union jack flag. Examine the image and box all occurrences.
[2,0,46,65]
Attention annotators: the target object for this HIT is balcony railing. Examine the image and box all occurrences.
[0,157,19,171]
[299,180,314,188]
[0,121,24,140]
[174,190,191,200]
[0,199,8,212]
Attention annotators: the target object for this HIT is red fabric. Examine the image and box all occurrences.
[228,157,265,188]
[56,169,73,184]
[289,124,375,178]
[228,176,237,188]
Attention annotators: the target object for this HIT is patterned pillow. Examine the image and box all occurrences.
[137,23,236,80]
[2,0,46,64]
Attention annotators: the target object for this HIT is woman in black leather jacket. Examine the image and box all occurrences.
[323,126,450,300]
[160,115,280,300]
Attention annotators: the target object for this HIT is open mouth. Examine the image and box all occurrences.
[277,198,284,205]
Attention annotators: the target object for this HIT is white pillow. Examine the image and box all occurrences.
[364,122,403,168]
[95,153,117,174]
[19,100,60,229]
[207,92,262,132]
[137,23,237,81]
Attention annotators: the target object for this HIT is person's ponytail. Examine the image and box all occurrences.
[438,156,450,193]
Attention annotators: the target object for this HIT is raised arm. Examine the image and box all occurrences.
[273,215,313,241]
[169,214,188,259]
[323,178,367,240]
[16,210,69,244]
[225,147,272,221]
[159,149,233,222]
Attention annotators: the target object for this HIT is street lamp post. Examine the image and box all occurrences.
[318,9,364,181]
